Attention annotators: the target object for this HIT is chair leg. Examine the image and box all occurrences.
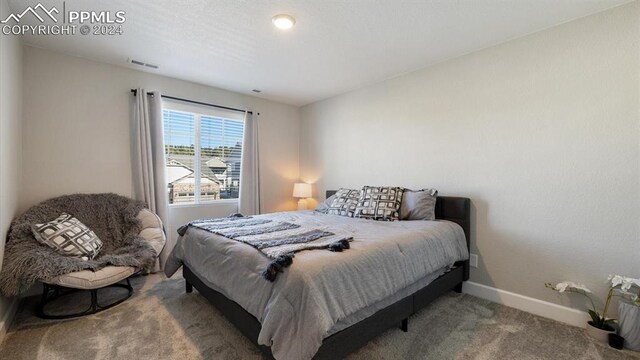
[36,283,52,318]
[186,280,193,293]
[36,279,134,319]
[89,290,98,312]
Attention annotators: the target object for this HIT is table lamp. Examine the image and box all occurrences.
[293,183,312,210]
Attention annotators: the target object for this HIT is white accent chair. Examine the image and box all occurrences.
[37,209,166,319]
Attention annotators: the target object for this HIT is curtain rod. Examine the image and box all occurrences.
[130,89,254,115]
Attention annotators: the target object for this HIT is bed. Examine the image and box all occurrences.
[165,190,470,360]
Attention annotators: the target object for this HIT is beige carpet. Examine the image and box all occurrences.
[1,272,638,360]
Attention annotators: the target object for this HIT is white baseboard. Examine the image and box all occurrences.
[462,281,588,328]
[0,297,20,343]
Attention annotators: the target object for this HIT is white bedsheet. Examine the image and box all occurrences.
[165,210,468,360]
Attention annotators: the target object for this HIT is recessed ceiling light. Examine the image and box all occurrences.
[272,14,295,30]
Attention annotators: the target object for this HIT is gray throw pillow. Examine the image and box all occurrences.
[400,189,438,221]
[31,213,103,260]
[314,194,337,214]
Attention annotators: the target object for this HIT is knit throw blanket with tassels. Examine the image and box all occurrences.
[177,215,353,281]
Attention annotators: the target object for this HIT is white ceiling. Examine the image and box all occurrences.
[7,0,632,106]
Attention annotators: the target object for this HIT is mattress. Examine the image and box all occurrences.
[165,210,468,360]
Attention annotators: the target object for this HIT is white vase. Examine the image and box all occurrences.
[619,301,640,351]
[585,321,615,344]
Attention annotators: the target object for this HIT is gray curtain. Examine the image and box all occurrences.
[239,111,261,215]
[132,89,169,270]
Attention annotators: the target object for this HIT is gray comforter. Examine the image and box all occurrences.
[165,211,468,360]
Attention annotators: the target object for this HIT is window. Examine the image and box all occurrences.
[163,101,245,205]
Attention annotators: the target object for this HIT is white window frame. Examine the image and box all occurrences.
[163,100,245,207]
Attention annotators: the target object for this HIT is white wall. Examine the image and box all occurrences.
[21,46,300,246]
[0,0,23,339]
[300,2,640,308]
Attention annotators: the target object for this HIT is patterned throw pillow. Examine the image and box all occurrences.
[326,188,361,217]
[354,186,405,221]
[31,213,103,260]
[314,194,337,214]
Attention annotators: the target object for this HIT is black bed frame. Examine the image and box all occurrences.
[183,190,470,359]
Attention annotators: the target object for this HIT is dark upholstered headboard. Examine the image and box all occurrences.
[325,190,471,280]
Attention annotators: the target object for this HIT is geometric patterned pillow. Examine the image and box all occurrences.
[314,194,337,214]
[31,213,103,260]
[326,188,361,217]
[354,186,405,221]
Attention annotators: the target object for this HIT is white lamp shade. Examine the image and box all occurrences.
[293,183,312,198]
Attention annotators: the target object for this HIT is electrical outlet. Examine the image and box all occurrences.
[469,253,479,268]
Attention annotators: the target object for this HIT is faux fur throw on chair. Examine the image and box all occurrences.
[0,193,157,296]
